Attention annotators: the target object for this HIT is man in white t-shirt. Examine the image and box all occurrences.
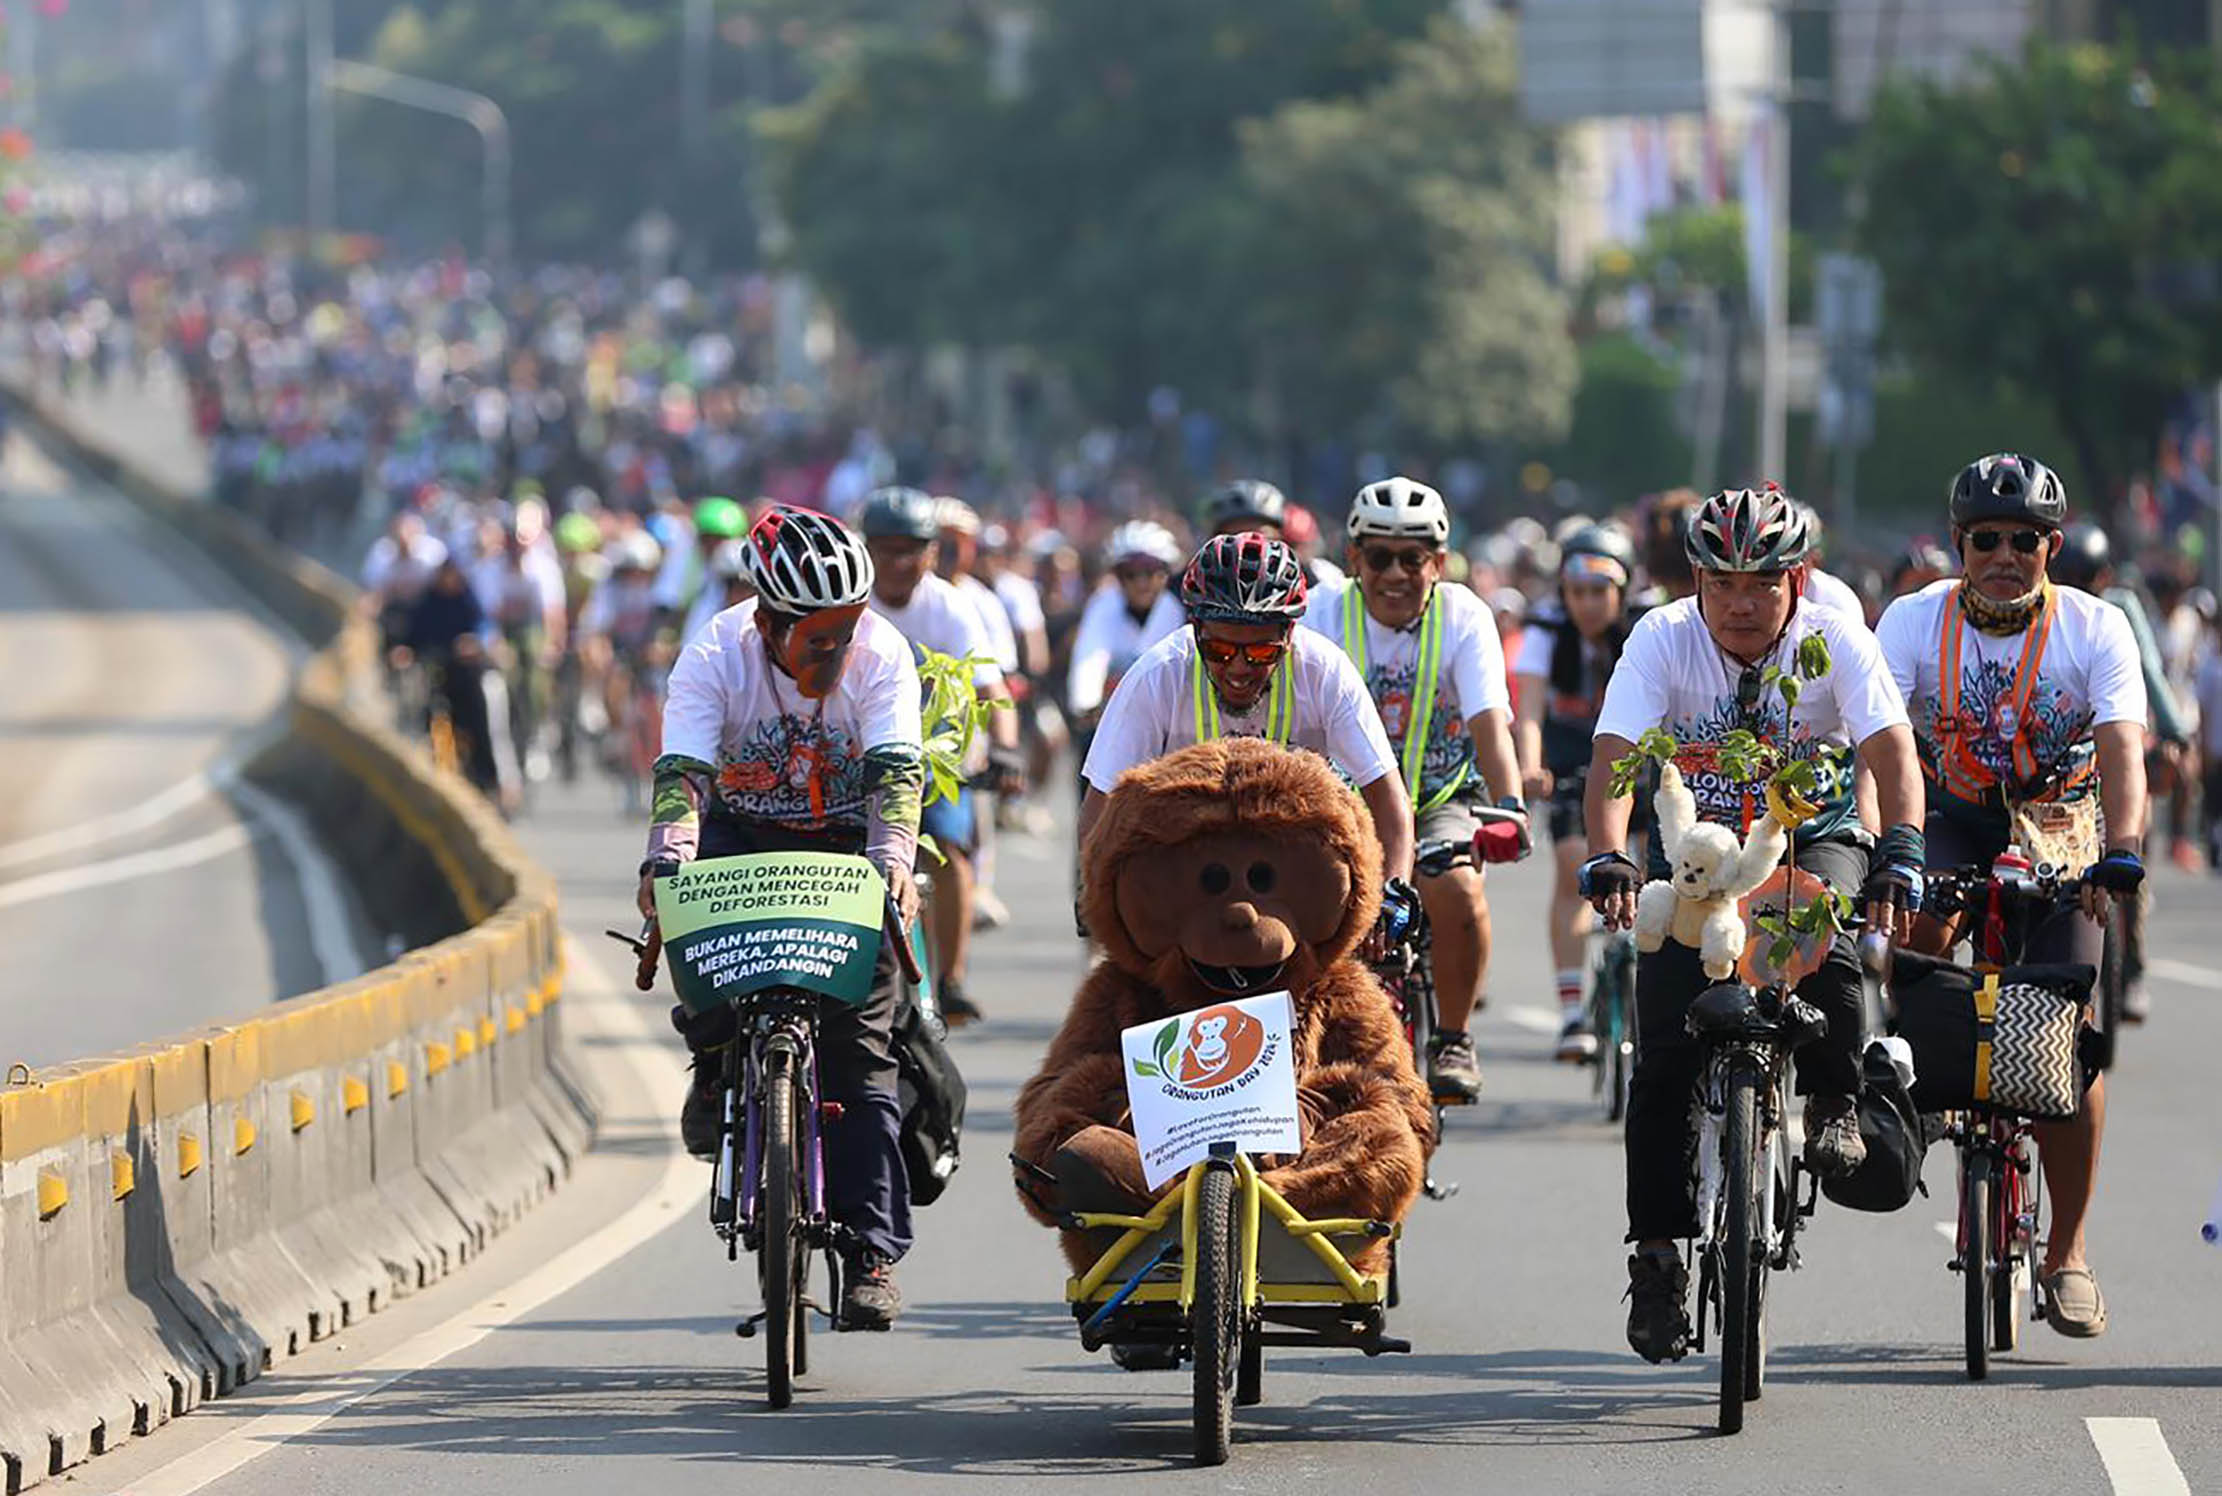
[644,506,923,1332]
[858,487,1022,1026]
[1080,535,1414,902]
[1875,453,2147,1342]
[1582,484,1923,1367]
[1304,477,1528,1105]
[1066,521,1186,719]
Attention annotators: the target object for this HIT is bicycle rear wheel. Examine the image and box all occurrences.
[1191,1167,1240,1466]
[1992,1152,2024,1354]
[1716,1066,1760,1435]
[1961,1149,1993,1381]
[761,1048,803,1409]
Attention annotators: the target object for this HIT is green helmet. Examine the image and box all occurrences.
[693,495,746,539]
[556,512,602,554]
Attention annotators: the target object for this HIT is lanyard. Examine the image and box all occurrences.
[1341,585,1466,809]
[1935,583,2071,801]
[1190,642,1293,746]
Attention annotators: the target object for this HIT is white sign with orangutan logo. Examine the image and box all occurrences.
[1121,991,1302,1189]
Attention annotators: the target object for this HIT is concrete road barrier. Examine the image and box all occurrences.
[0,379,594,1493]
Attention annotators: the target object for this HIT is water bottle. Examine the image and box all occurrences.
[1991,841,2035,896]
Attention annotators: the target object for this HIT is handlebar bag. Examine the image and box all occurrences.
[1887,949,2093,1121]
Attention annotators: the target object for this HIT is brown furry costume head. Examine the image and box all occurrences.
[1081,738,1383,1010]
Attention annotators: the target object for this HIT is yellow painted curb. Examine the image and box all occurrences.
[110,1149,135,1201]
[478,1015,498,1047]
[426,1042,450,1077]
[37,1167,67,1219]
[178,1132,203,1179]
[386,1059,409,1098]
[506,1005,525,1035]
[525,987,545,1017]
[234,1118,257,1155]
[455,1028,477,1059]
[342,1075,369,1115]
[289,1089,315,1132]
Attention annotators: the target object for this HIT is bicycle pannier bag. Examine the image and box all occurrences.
[892,992,967,1206]
[1820,1042,1927,1213]
[1888,950,2091,1121]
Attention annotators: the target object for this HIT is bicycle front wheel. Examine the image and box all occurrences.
[1716,1066,1760,1436]
[1961,1149,1993,1380]
[761,1048,803,1409]
[1191,1167,1241,1466]
[2094,915,2124,1072]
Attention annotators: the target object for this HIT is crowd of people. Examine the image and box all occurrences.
[11,222,2222,1359]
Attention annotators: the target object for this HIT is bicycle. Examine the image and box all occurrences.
[610,879,921,1410]
[1587,928,1637,1123]
[1908,860,2112,1381]
[1684,976,1825,1435]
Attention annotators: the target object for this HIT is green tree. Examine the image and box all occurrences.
[1849,40,2222,521]
[1238,15,1575,450]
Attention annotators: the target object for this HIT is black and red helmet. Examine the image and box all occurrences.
[1180,532,1309,624]
[1685,483,1812,573]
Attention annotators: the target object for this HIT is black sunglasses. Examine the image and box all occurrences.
[1361,545,1434,574]
[1965,527,2046,555]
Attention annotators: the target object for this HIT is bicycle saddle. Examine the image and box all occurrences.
[1686,982,1827,1047]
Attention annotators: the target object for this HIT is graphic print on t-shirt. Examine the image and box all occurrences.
[714,715,867,829]
[1364,659,1472,799]
[1664,694,1851,837]
[1917,659,2095,798]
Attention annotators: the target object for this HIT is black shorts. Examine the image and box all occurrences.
[1925,810,2104,968]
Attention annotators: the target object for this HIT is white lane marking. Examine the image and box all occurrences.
[125,936,692,1496]
[0,764,219,871]
[225,774,369,988]
[2086,1417,2193,1496]
[2147,958,2222,993]
[0,821,256,910]
[1500,1005,1563,1035]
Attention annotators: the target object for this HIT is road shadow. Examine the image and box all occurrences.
[1768,1340,2222,1392]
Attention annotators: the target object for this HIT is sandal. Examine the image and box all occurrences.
[2041,1266,2108,1339]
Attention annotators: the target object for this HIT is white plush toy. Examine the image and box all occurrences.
[1632,761,1791,981]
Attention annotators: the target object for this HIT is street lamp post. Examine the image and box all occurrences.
[325,57,512,272]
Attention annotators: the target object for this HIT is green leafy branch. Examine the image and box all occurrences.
[1753,887,1855,975]
[1608,728,1680,798]
[917,649,1005,808]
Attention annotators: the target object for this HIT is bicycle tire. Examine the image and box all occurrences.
[1962,1150,1993,1381]
[762,1048,801,1409]
[1716,1066,1759,1435]
[2093,916,2123,1072]
[1991,1158,2022,1355]
[1745,1135,1778,1403]
[1191,1167,1240,1466]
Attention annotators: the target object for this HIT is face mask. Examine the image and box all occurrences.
[769,604,864,698]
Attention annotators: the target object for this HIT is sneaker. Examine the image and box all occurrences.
[2171,837,2203,873]
[971,887,1011,931]
[680,1055,722,1160]
[1426,1030,1483,1103]
[2121,981,2150,1025]
[1802,1093,1867,1178]
[939,977,984,1028]
[1624,1249,1692,1364]
[840,1251,903,1331]
[1556,1015,1599,1063]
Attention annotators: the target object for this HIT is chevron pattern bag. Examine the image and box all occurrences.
[1889,950,2094,1121]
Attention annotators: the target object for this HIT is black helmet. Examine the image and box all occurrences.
[1950,453,2067,531]
[856,485,939,541]
[2050,521,2112,588]
[1557,523,1636,588]
[1180,533,1309,624]
[1203,479,1288,532]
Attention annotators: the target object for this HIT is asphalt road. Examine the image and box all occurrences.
[78,755,2222,1496]
[0,427,375,1070]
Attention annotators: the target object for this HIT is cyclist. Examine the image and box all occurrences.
[1078,533,1414,893]
[679,538,753,647]
[1303,477,1529,1103]
[1875,454,2148,1340]
[1200,479,1346,590]
[655,494,747,633]
[1888,538,1957,600]
[858,486,1023,1027]
[2050,520,2188,1025]
[641,505,925,1330]
[1513,522,1641,1060]
[1582,484,1924,1365]
[1066,521,1186,765]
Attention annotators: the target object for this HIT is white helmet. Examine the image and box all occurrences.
[609,531,663,574]
[744,506,874,612]
[1105,520,1181,569]
[1347,476,1450,546]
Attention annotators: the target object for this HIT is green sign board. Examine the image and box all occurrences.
[654,852,886,1013]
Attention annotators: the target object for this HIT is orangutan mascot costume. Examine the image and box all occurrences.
[1012,737,1434,1274]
